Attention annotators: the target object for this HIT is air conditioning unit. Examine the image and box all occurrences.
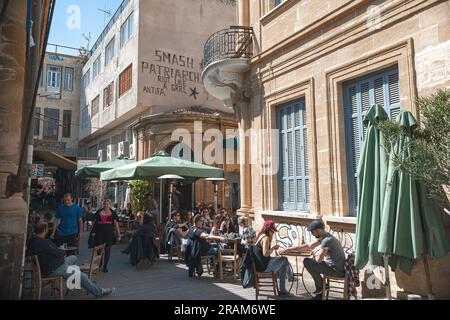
[106,144,117,161]
[98,149,105,162]
[129,144,135,159]
[118,141,130,157]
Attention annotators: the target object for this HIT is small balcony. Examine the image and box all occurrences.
[202,26,253,107]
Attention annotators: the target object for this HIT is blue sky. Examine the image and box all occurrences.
[48,0,123,55]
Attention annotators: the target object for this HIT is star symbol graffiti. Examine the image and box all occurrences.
[189,87,199,100]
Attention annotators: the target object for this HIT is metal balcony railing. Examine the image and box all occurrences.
[203,26,254,69]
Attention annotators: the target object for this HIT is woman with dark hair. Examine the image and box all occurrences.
[210,214,223,236]
[91,199,121,272]
[253,220,293,296]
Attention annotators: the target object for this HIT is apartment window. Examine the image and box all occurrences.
[120,12,135,48]
[105,38,115,67]
[275,0,284,6]
[93,56,101,79]
[103,82,114,109]
[344,67,400,216]
[83,69,91,89]
[34,108,41,136]
[62,110,72,138]
[64,67,74,91]
[47,65,61,92]
[119,64,132,97]
[92,95,100,117]
[43,108,59,141]
[278,99,309,211]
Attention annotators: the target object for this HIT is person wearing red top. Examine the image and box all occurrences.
[91,199,121,272]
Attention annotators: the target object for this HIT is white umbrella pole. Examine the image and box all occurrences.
[383,254,392,300]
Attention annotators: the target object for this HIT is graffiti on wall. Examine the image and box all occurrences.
[274,222,314,248]
[141,50,202,99]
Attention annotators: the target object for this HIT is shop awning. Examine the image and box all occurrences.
[34,151,77,171]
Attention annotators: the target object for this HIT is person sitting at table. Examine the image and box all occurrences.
[91,199,121,273]
[121,212,143,255]
[185,214,227,277]
[27,222,114,298]
[122,202,133,219]
[130,213,158,268]
[254,220,294,296]
[281,220,345,300]
[210,214,223,236]
[164,211,187,251]
[201,208,212,232]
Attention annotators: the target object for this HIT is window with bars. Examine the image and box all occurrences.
[277,99,310,211]
[344,67,400,216]
[103,82,114,109]
[64,67,74,91]
[92,95,100,117]
[119,64,132,97]
[43,108,59,141]
[62,110,72,138]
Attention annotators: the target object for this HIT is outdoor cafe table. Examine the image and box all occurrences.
[61,246,79,256]
[280,249,313,296]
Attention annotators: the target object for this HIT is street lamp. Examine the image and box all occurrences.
[158,174,184,224]
[205,178,227,214]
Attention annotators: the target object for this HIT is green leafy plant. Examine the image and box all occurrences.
[130,180,152,212]
[378,88,450,207]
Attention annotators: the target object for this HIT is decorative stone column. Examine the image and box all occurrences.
[233,92,254,220]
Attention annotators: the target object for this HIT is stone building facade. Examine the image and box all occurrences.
[202,0,450,298]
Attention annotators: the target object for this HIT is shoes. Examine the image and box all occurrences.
[97,287,115,298]
[313,288,323,295]
[102,267,108,273]
[310,293,323,300]
[278,291,294,298]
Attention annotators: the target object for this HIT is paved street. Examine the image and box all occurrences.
[28,229,316,301]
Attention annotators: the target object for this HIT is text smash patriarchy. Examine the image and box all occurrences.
[141,50,201,97]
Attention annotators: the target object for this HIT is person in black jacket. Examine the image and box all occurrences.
[27,222,114,298]
[185,214,226,277]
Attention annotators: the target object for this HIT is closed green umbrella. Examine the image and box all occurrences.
[75,157,135,178]
[355,104,390,270]
[378,110,449,297]
[100,151,224,181]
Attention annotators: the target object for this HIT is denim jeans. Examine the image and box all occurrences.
[303,258,345,291]
[51,255,103,297]
[264,256,293,293]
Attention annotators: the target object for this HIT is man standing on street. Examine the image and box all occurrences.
[51,193,83,251]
